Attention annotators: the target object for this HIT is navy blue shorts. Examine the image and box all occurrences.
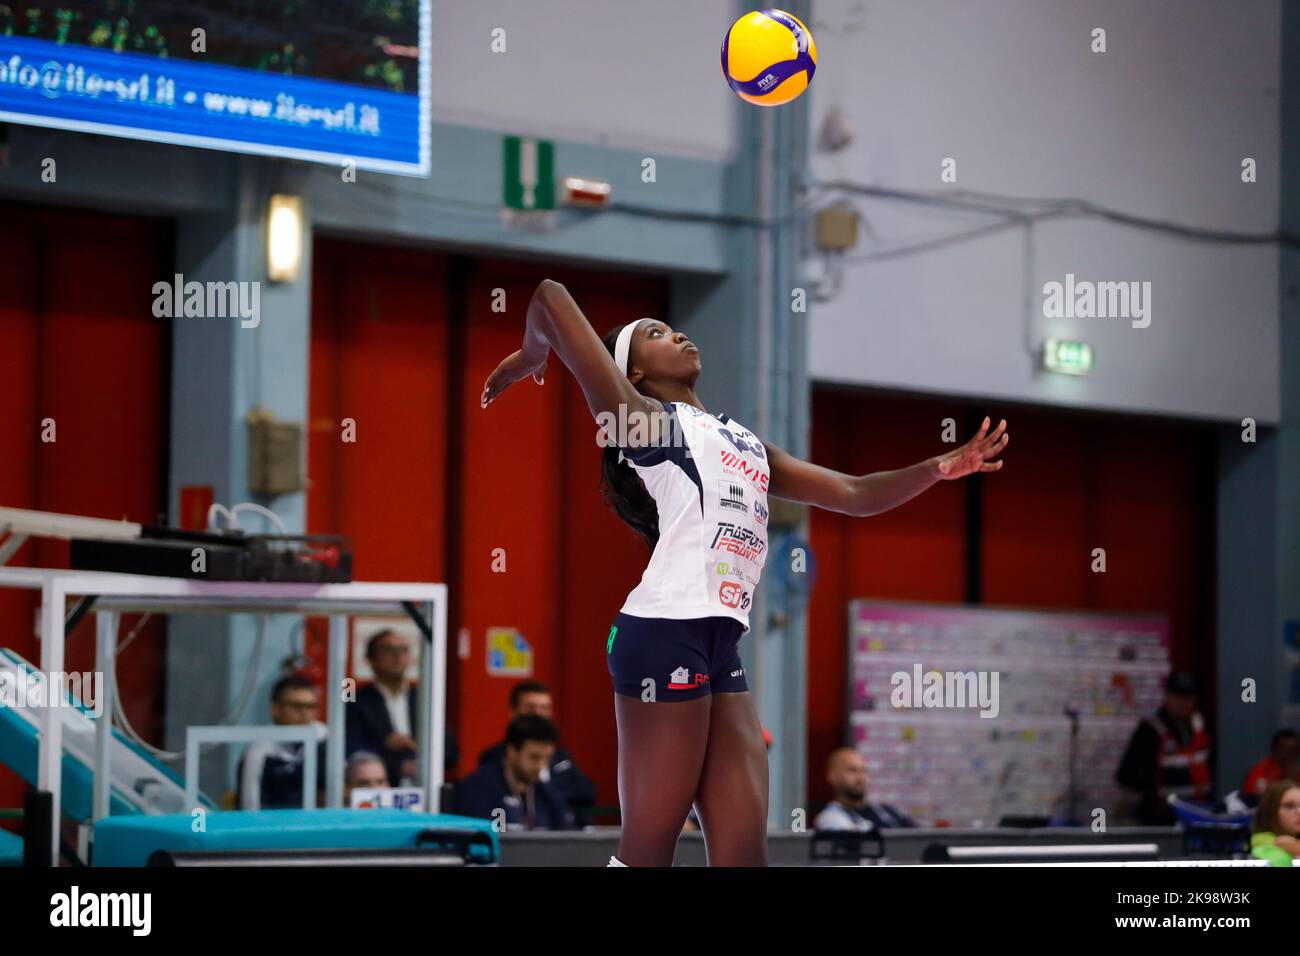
[606,612,748,701]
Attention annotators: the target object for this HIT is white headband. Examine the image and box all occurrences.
[614,319,647,377]
[613,319,650,467]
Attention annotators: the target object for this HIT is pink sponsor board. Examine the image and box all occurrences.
[846,600,1170,827]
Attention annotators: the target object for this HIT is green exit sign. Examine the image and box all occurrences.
[503,136,555,211]
[1043,338,1094,375]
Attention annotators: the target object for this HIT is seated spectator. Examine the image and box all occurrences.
[456,715,574,830]
[237,676,327,810]
[1244,729,1298,797]
[814,747,917,831]
[1250,779,1300,866]
[477,680,595,826]
[346,628,459,786]
[344,751,390,806]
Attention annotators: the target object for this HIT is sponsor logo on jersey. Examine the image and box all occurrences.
[718,480,747,513]
[730,668,744,678]
[719,580,751,610]
[668,665,709,690]
[719,450,770,494]
[711,522,766,561]
[719,426,765,458]
[715,560,760,586]
[753,498,768,526]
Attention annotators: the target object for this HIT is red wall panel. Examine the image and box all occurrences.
[0,215,40,734]
[982,407,1217,715]
[306,239,450,731]
[806,388,968,806]
[980,412,1094,607]
[453,260,567,777]
[0,203,170,816]
[308,240,449,582]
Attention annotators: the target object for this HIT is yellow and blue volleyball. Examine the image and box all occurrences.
[721,9,817,107]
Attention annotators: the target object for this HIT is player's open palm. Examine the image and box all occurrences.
[932,417,1009,480]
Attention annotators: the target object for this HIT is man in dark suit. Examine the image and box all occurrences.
[456,715,575,830]
[346,628,458,786]
[237,675,328,810]
[477,680,596,827]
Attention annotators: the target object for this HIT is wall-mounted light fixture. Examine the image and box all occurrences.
[267,194,303,282]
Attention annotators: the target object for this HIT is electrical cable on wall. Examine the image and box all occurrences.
[814,180,1300,263]
[805,179,1290,360]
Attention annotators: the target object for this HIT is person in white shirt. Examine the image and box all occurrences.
[481,280,1007,866]
[814,747,917,831]
[346,629,459,786]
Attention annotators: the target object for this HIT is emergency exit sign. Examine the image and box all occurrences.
[1043,337,1094,376]
[503,136,555,211]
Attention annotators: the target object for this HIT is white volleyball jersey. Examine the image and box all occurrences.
[617,400,771,632]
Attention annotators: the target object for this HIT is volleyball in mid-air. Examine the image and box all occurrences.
[721,9,817,107]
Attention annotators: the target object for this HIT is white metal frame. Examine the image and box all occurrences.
[0,567,447,866]
[186,725,319,812]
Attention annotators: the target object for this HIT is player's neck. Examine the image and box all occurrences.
[648,382,703,411]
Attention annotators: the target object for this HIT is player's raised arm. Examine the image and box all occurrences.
[480,280,660,428]
[764,417,1009,516]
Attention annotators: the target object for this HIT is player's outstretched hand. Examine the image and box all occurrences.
[481,347,548,409]
[931,417,1009,480]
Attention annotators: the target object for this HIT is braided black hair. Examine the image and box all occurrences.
[599,324,659,550]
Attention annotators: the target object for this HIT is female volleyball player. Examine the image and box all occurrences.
[481,280,1009,866]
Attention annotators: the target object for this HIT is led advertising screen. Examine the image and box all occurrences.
[0,1,430,175]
